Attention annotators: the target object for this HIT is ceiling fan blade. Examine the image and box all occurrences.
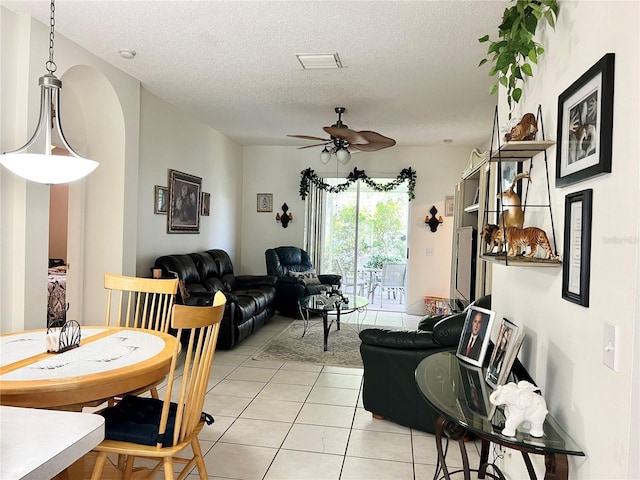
[323,126,368,145]
[349,131,397,151]
[287,134,330,142]
[297,142,330,149]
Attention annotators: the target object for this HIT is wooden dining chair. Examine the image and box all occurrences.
[104,273,179,401]
[104,273,179,331]
[90,292,226,480]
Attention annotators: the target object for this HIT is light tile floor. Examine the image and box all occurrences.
[101,311,483,479]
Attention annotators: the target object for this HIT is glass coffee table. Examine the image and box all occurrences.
[298,294,369,351]
[415,351,584,479]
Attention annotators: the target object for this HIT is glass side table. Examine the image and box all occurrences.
[298,294,368,351]
[415,351,584,479]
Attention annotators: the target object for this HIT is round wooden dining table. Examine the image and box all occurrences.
[0,326,177,409]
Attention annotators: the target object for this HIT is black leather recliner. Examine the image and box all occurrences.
[265,246,341,317]
[359,295,491,434]
[154,250,276,349]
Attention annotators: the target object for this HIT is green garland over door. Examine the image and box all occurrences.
[299,167,417,201]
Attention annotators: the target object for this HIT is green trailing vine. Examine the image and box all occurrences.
[478,0,558,116]
[299,167,417,201]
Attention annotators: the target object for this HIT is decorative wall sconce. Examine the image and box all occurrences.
[276,203,293,228]
[424,206,444,232]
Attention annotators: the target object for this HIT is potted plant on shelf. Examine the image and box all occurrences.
[478,0,559,117]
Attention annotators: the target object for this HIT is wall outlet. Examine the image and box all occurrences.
[426,248,435,256]
[603,322,618,371]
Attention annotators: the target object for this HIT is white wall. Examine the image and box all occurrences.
[135,88,244,275]
[491,1,639,478]
[0,8,141,330]
[241,145,469,315]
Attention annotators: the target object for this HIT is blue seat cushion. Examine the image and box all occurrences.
[100,395,178,447]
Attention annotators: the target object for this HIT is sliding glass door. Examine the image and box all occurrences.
[319,178,408,310]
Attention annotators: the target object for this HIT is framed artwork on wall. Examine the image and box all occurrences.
[154,185,168,214]
[556,53,615,187]
[562,189,593,306]
[201,192,210,216]
[445,196,454,217]
[257,193,273,212]
[167,169,202,234]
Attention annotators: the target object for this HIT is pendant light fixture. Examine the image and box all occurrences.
[0,0,99,184]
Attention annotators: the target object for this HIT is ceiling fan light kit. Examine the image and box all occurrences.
[0,0,98,184]
[289,107,396,165]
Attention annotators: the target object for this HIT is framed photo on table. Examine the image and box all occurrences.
[562,189,593,306]
[167,169,202,234]
[556,53,615,187]
[456,306,495,367]
[485,318,523,388]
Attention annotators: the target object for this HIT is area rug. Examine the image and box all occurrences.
[252,321,375,368]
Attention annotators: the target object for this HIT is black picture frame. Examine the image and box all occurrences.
[556,53,615,187]
[562,189,593,306]
[201,192,210,216]
[167,169,202,234]
[154,185,167,214]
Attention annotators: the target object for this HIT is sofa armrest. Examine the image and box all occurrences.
[359,329,441,350]
[236,275,277,288]
[318,274,341,286]
[276,275,305,286]
[431,311,467,347]
[417,314,448,331]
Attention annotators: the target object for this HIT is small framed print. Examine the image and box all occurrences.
[556,53,614,187]
[154,186,168,214]
[201,192,210,216]
[456,306,495,367]
[257,193,273,212]
[445,196,454,217]
[562,189,593,306]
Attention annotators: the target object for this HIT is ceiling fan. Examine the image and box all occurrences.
[288,107,396,165]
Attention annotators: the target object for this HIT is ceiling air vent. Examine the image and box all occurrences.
[296,53,343,69]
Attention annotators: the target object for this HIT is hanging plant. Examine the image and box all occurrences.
[478,0,558,117]
[299,167,417,201]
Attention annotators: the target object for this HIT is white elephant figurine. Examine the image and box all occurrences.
[489,380,548,437]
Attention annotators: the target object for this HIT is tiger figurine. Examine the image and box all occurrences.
[482,224,504,254]
[504,227,556,259]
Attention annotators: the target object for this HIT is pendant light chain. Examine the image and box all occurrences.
[46,0,57,74]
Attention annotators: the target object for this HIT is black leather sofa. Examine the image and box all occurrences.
[265,246,341,317]
[154,249,276,349]
[359,295,491,434]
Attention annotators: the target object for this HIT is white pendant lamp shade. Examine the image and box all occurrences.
[336,148,351,165]
[1,152,98,185]
[0,1,99,185]
[320,148,332,164]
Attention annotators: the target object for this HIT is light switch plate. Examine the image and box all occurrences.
[603,322,618,371]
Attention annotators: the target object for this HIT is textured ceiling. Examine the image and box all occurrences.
[2,0,508,148]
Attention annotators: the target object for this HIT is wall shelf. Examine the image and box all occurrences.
[490,140,556,161]
[481,253,561,267]
[483,105,560,267]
